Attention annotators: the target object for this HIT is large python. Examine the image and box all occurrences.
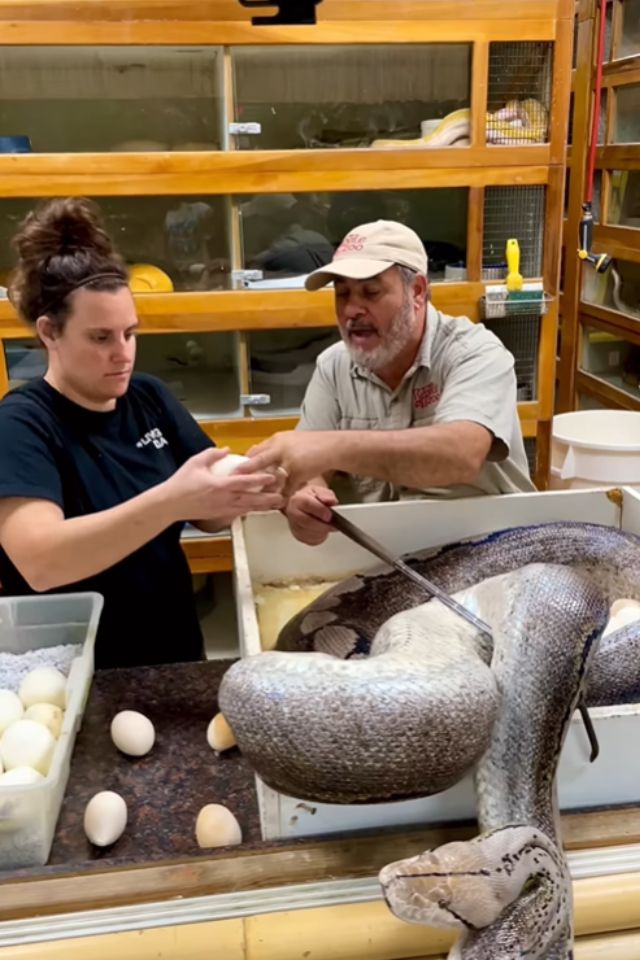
[219,521,640,958]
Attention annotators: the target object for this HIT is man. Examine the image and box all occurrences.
[246,220,535,545]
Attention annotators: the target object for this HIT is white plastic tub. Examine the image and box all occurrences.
[0,593,102,869]
[550,410,640,489]
[233,488,640,840]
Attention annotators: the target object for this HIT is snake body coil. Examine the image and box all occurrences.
[219,521,640,959]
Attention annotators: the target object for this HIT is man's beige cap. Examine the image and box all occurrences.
[305,220,428,291]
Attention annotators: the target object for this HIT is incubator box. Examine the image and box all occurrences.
[0,593,102,869]
[233,488,640,840]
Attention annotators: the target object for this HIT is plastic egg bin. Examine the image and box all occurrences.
[0,593,102,870]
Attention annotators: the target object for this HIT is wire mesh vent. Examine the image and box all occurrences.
[485,314,540,402]
[524,436,537,478]
[487,42,552,144]
[483,185,545,278]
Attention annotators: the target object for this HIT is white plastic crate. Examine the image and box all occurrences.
[0,593,102,868]
[233,488,640,840]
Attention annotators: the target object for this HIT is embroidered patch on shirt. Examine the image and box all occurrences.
[413,383,441,409]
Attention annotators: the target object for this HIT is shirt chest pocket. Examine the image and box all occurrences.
[412,409,437,428]
[338,416,380,430]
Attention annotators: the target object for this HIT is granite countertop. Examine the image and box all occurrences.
[0,659,270,882]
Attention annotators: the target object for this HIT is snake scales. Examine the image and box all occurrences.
[219,521,640,959]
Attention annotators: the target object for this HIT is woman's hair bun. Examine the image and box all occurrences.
[10,197,127,327]
[13,197,115,267]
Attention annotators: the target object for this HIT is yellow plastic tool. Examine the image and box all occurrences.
[506,238,523,292]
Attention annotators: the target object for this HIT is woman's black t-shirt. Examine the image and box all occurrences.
[0,374,214,669]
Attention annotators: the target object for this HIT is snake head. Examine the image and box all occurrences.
[379,841,506,929]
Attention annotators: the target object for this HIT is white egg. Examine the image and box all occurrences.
[613,606,640,630]
[19,666,67,709]
[209,453,251,477]
[610,598,640,619]
[110,710,155,757]
[24,703,64,739]
[0,719,55,775]
[209,453,286,491]
[195,803,242,849]
[83,791,128,847]
[206,713,237,754]
[0,689,24,735]
[0,766,44,786]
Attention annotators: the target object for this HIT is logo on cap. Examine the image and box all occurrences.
[337,233,366,256]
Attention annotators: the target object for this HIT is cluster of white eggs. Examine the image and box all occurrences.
[0,666,68,785]
[84,709,240,851]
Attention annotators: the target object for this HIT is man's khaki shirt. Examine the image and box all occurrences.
[297,303,536,502]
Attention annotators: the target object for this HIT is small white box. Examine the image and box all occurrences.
[233,488,640,840]
[0,593,102,868]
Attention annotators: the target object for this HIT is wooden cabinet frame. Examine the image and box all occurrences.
[0,0,573,571]
[559,0,640,413]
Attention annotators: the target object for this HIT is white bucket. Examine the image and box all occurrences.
[550,410,640,490]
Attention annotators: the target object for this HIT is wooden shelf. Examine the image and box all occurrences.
[0,0,574,23]
[602,53,640,86]
[0,149,553,198]
[0,282,497,337]
[580,301,640,343]
[596,145,640,169]
[182,534,233,574]
[576,369,640,410]
[593,225,640,264]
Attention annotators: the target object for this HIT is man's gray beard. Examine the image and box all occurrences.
[343,295,415,371]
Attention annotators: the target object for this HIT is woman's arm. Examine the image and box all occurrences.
[0,448,283,591]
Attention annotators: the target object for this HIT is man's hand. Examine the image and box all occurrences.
[285,484,338,546]
[245,431,343,495]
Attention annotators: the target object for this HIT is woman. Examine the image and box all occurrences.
[0,197,284,669]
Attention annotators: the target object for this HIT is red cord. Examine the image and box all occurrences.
[586,0,608,205]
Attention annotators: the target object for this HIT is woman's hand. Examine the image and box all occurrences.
[163,448,285,522]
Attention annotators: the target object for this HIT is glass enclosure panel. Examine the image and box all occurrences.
[619,0,640,59]
[232,45,471,150]
[135,333,242,420]
[0,47,222,154]
[484,315,540,402]
[609,170,640,226]
[592,170,602,222]
[235,189,469,286]
[582,257,640,314]
[604,0,614,61]
[487,43,552,145]
[598,89,607,143]
[524,437,537,477]
[0,196,230,292]
[483,186,545,278]
[580,324,640,402]
[614,84,640,143]
[3,333,241,421]
[4,339,46,390]
[577,393,611,411]
[248,327,339,417]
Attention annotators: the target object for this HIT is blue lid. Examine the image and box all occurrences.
[0,136,32,153]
